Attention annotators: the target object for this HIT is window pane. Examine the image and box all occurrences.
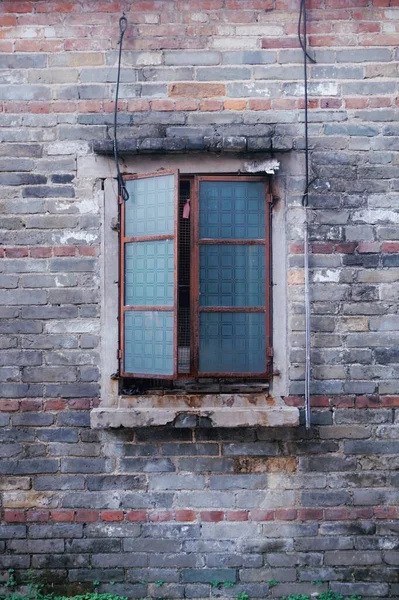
[199,312,265,373]
[125,240,174,306]
[125,174,175,237]
[200,244,265,307]
[199,181,265,239]
[124,311,174,375]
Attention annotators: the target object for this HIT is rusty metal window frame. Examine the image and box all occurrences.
[119,172,273,381]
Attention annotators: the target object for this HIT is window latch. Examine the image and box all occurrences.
[111,218,120,232]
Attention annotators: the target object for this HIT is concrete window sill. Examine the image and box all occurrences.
[90,394,299,428]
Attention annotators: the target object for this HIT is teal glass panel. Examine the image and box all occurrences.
[125,174,174,237]
[199,181,265,239]
[125,240,174,306]
[200,244,265,307]
[124,310,174,375]
[199,312,265,373]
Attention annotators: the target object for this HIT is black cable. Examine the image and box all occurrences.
[114,14,129,202]
[299,0,316,207]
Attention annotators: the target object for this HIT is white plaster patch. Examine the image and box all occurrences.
[56,230,98,245]
[353,209,399,224]
[244,159,280,174]
[47,141,90,156]
[46,320,100,334]
[313,269,340,283]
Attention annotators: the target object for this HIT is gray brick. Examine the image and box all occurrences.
[301,490,351,507]
[0,525,26,539]
[319,521,376,536]
[65,539,121,553]
[68,568,124,582]
[85,523,140,538]
[196,67,251,81]
[331,582,389,597]
[182,569,236,584]
[12,413,54,427]
[49,258,96,272]
[37,429,79,443]
[325,550,381,566]
[92,553,147,568]
[32,554,90,569]
[61,491,120,509]
[8,539,64,553]
[179,458,234,472]
[165,51,221,66]
[336,48,392,62]
[87,475,146,491]
[120,458,175,472]
[0,85,50,101]
[61,458,110,474]
[34,475,85,491]
[46,383,99,398]
[0,290,47,306]
[57,412,90,427]
[29,524,83,538]
[0,459,58,475]
[222,51,275,65]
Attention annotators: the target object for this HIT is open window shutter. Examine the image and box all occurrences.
[120,171,179,378]
[194,176,271,377]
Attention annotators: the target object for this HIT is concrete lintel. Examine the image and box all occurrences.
[91,399,299,429]
[92,136,293,156]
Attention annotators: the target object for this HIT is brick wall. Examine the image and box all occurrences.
[1,0,399,596]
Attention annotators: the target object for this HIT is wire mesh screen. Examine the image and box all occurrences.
[178,180,191,374]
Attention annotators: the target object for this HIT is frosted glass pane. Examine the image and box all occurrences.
[200,245,265,307]
[199,181,265,239]
[199,312,265,373]
[125,175,174,237]
[124,311,174,375]
[125,240,174,306]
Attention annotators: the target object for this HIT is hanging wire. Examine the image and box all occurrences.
[298,0,316,429]
[114,14,129,202]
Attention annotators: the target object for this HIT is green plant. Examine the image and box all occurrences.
[268,580,279,589]
[223,582,235,589]
[154,581,164,588]
[236,593,249,600]
[5,569,17,589]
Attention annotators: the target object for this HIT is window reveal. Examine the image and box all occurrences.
[119,172,272,381]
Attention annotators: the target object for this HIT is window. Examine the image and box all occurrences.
[118,171,273,386]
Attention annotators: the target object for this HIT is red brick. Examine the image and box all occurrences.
[276,509,297,521]
[226,510,248,521]
[248,99,272,111]
[381,396,399,407]
[51,510,75,522]
[311,396,330,407]
[284,396,303,407]
[382,242,399,253]
[27,510,50,522]
[5,248,28,258]
[374,506,399,519]
[356,395,381,409]
[52,101,77,113]
[4,510,26,523]
[0,400,19,412]
[149,511,173,522]
[335,242,357,254]
[175,510,196,522]
[249,510,275,521]
[199,99,223,111]
[200,511,224,522]
[30,247,52,258]
[127,510,147,522]
[330,396,355,408]
[67,398,91,410]
[351,507,373,519]
[169,83,225,98]
[290,242,304,255]
[174,99,197,111]
[126,100,150,112]
[324,508,349,521]
[320,98,342,109]
[357,242,380,254]
[311,243,334,254]
[262,37,299,49]
[0,16,17,25]
[298,508,323,521]
[30,102,51,114]
[345,98,368,109]
[101,511,124,522]
[74,510,99,523]
[53,246,76,257]
[151,99,175,111]
[78,246,98,257]
[20,399,42,412]
[44,399,67,411]
[272,99,297,110]
[224,100,247,111]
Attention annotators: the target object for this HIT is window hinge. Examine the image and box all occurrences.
[267,193,274,204]
[267,346,274,357]
[117,349,122,360]
[111,371,120,380]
